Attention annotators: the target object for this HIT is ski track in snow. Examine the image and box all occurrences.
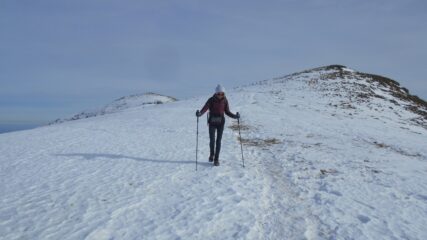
[1,69,427,239]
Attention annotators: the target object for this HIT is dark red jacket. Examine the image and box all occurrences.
[200,95,237,118]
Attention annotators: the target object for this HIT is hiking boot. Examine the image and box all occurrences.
[214,160,220,166]
[209,155,214,162]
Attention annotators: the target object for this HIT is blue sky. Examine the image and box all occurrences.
[1,0,426,124]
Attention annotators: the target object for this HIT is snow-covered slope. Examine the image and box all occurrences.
[50,92,177,124]
[1,65,426,239]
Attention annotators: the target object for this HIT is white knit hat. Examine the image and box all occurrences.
[215,84,225,93]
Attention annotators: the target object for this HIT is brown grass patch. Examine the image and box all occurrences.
[372,141,422,157]
[238,137,281,147]
[228,124,252,131]
[373,141,388,148]
[320,169,338,175]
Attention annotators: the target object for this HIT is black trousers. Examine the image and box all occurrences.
[209,123,224,160]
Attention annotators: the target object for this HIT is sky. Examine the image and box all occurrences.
[1,0,426,125]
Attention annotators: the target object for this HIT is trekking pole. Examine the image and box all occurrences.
[196,111,200,171]
[237,116,245,168]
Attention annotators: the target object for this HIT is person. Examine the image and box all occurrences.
[196,84,240,166]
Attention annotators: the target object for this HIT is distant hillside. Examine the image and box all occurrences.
[49,92,177,124]
[253,64,427,129]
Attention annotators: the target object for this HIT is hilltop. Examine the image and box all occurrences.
[49,92,177,124]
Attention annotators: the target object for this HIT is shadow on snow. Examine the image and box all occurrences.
[54,153,211,166]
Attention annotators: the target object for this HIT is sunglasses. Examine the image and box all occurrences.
[216,92,224,96]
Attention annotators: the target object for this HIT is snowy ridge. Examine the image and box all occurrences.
[1,65,426,239]
[256,65,427,129]
[49,92,177,124]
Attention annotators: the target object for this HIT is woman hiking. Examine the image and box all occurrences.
[196,85,240,166]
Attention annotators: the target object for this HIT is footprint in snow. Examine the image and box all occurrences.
[357,215,371,224]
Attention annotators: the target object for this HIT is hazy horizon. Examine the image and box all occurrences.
[0,122,40,134]
[1,0,426,126]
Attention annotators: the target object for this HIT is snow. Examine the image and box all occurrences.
[49,93,176,124]
[342,67,355,72]
[1,67,426,239]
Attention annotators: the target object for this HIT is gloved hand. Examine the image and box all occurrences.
[235,112,240,119]
[196,110,201,117]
